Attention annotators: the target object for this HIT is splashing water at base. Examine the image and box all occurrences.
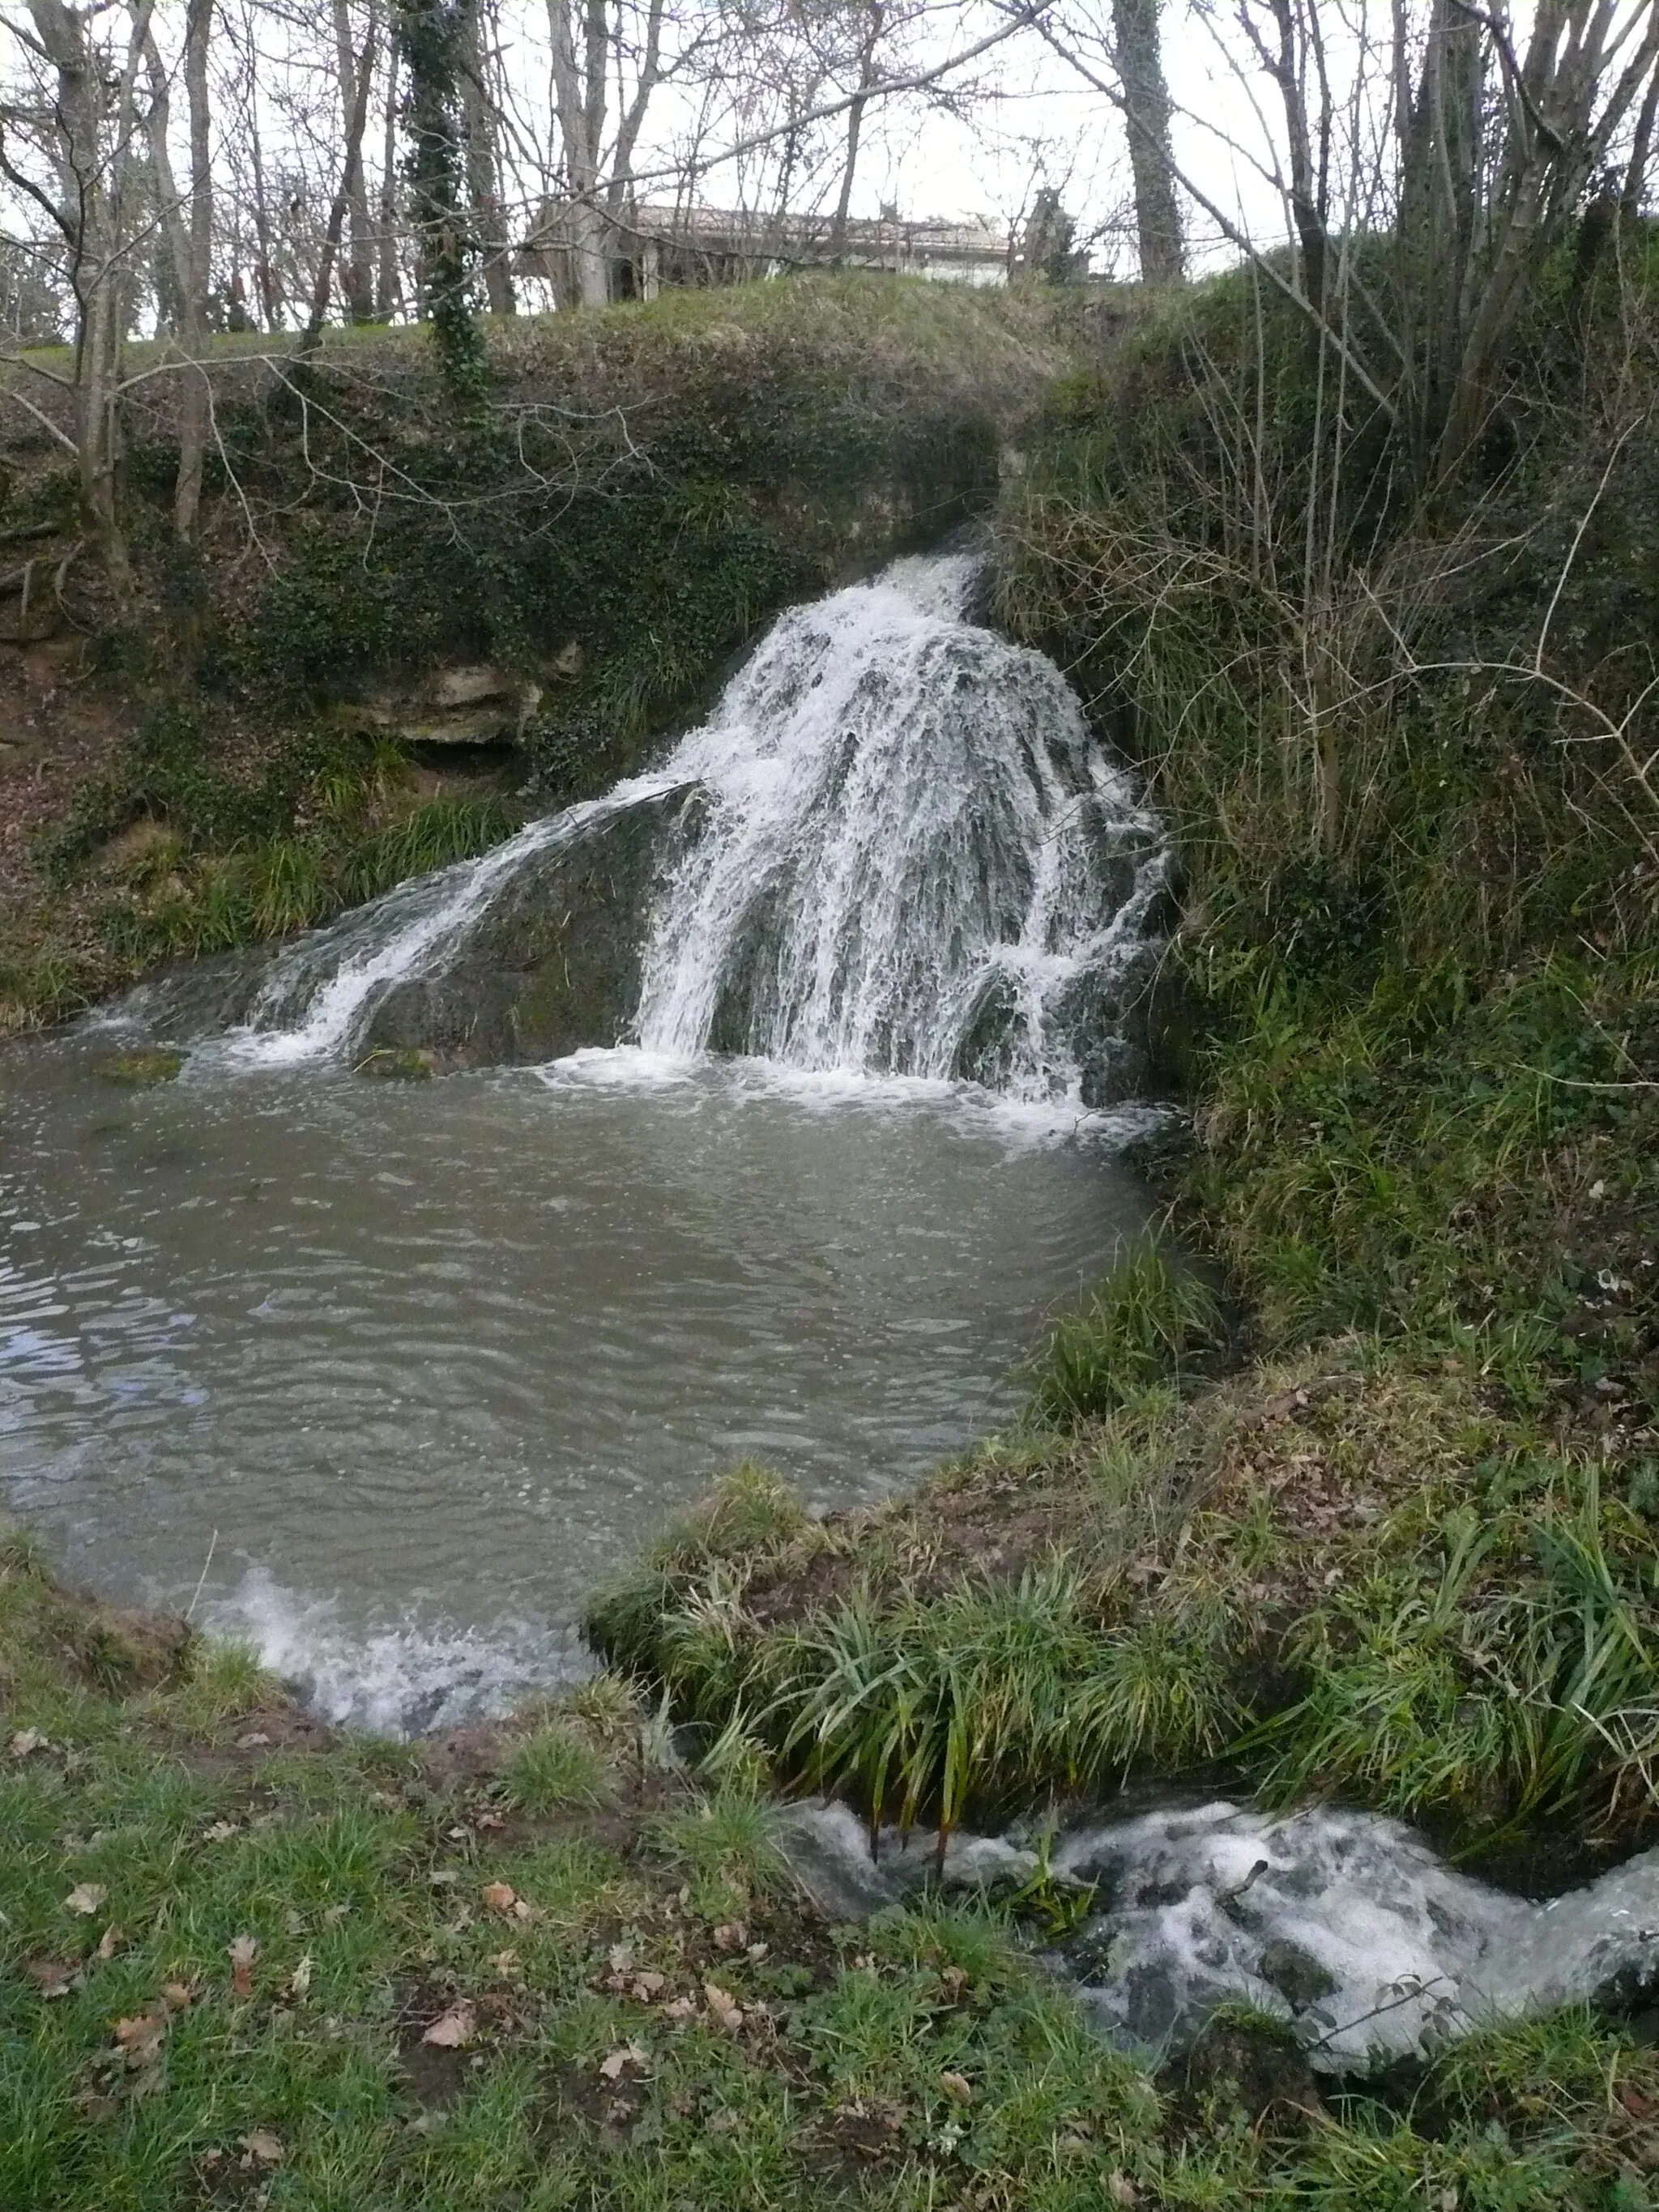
[635,554,1164,1095]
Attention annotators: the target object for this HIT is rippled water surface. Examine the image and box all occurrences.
[1,1039,1148,1726]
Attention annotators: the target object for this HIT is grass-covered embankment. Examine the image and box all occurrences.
[593,246,1659,1873]
[11,1524,1659,2210]
[0,275,1054,1034]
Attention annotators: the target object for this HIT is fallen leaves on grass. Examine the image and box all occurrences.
[421,2001,476,2048]
[289,1955,313,1998]
[480,1880,516,1912]
[228,1933,258,1995]
[702,1980,743,2033]
[238,2131,284,2166]
[939,2071,974,2103]
[599,2040,649,2080]
[10,1728,49,1758]
[64,1883,106,1916]
[23,1958,79,1998]
[96,1924,124,1959]
[113,2011,168,2066]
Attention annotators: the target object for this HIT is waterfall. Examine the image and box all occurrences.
[191,551,1166,1102]
[633,553,1164,1097]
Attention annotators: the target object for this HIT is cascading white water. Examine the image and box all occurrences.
[199,549,1165,1099]
[633,553,1164,1098]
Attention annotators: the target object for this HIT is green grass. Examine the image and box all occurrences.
[1026,1238,1223,1427]
[501,1723,612,1814]
[590,1329,1659,1863]
[8,1528,1659,2208]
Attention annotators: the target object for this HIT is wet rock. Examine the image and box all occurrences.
[1158,2014,1326,2133]
[354,1046,435,1080]
[96,1047,184,1086]
[356,782,705,1066]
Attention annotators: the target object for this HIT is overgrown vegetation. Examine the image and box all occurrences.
[11,1527,1659,2209]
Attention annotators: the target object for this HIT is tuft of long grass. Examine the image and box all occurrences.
[501,1722,611,1814]
[1026,1240,1222,1430]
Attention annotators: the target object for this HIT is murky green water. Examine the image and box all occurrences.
[1,1038,1149,1727]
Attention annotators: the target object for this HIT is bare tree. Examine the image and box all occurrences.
[9,1,156,587]
[331,0,377,318]
[546,0,667,308]
[144,0,215,540]
[829,0,885,262]
[459,0,514,313]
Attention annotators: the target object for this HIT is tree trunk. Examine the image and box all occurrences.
[1622,61,1659,221]
[377,22,404,318]
[547,0,611,306]
[304,11,381,349]
[1111,0,1184,283]
[332,0,379,321]
[27,0,154,591]
[170,0,215,541]
[459,1,515,313]
[830,3,885,265]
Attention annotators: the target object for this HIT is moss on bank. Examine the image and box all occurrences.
[10,1529,1659,2209]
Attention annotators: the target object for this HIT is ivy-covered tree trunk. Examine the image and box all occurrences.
[394,1,488,404]
[1111,0,1184,285]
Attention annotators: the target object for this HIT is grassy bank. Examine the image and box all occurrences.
[0,276,1054,1034]
[11,1529,1659,2210]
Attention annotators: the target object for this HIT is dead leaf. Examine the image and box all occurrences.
[113,2011,167,2065]
[235,1730,271,1750]
[474,1809,505,1832]
[939,1965,969,2001]
[203,1820,240,1843]
[492,1948,521,1976]
[96,1924,125,1961]
[239,2131,284,2165]
[162,1983,194,2012]
[939,2070,974,2103]
[607,1942,634,1972]
[289,1955,313,1998]
[9,1728,49,1758]
[23,1958,78,1998]
[711,1920,747,1952]
[663,1995,697,2022]
[480,1881,516,1912]
[702,1980,743,2033]
[598,2039,648,2080]
[631,1971,666,2000]
[421,2002,476,2049]
[64,1883,107,1916]
[1106,2175,1139,2208]
[228,1933,258,1996]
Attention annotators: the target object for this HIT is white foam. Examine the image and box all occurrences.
[778,1797,1659,2071]
[203,1566,580,1737]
